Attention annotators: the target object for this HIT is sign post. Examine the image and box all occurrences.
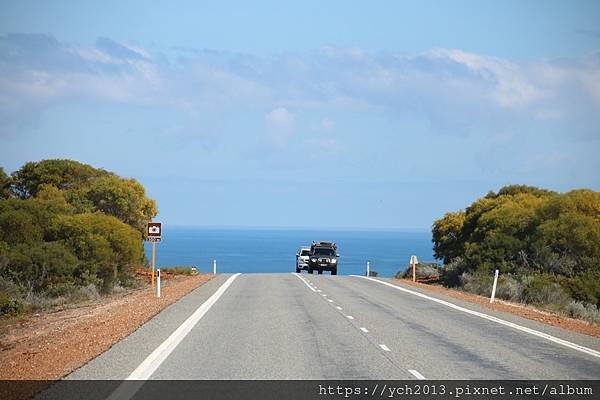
[410,255,418,282]
[146,222,162,288]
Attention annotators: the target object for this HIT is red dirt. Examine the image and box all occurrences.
[0,274,213,381]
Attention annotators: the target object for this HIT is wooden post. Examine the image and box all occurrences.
[151,241,156,288]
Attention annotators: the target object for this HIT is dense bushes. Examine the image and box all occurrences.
[0,160,157,316]
[433,185,600,322]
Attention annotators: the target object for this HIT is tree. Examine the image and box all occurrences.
[10,159,110,199]
[50,213,143,291]
[72,176,158,233]
[0,167,11,199]
[432,211,465,264]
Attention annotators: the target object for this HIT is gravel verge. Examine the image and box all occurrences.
[0,274,214,381]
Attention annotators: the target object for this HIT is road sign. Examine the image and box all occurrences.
[146,222,162,240]
[410,255,418,282]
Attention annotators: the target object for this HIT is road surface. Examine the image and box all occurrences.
[68,273,600,380]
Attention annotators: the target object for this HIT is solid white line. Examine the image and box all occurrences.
[379,344,391,352]
[107,274,241,400]
[409,369,426,380]
[360,327,369,333]
[346,315,354,320]
[294,273,316,292]
[128,273,241,379]
[336,306,342,310]
[350,275,600,359]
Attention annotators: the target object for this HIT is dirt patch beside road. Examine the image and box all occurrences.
[395,279,600,338]
[0,274,213,381]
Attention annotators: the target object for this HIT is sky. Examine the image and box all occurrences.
[1,1,599,230]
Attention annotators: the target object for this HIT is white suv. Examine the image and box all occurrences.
[295,247,311,273]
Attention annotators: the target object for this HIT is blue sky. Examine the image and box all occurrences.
[1,1,599,229]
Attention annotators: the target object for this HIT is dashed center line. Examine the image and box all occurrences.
[409,370,426,380]
[335,306,342,310]
[327,299,333,302]
[346,315,354,320]
[360,327,369,333]
[293,273,316,292]
[379,344,391,352]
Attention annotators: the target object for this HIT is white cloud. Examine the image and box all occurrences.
[265,107,294,130]
[320,117,335,131]
[1,34,599,139]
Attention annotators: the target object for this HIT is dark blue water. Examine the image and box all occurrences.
[144,228,435,277]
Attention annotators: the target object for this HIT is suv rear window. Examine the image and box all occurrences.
[314,248,335,256]
[300,250,310,256]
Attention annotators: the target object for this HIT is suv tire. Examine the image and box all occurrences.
[332,268,337,275]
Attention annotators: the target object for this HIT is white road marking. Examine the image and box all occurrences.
[409,369,426,380]
[107,274,241,399]
[346,315,354,320]
[351,275,600,359]
[336,306,342,310]
[317,289,322,293]
[379,344,391,352]
[293,273,316,292]
[321,294,327,297]
[360,327,369,333]
[327,299,333,302]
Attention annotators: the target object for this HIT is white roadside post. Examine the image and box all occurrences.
[366,261,370,277]
[156,269,161,298]
[490,269,499,303]
[213,259,217,274]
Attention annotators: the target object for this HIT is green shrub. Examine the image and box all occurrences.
[460,271,493,296]
[567,301,600,324]
[160,267,193,275]
[560,274,600,307]
[45,282,77,298]
[495,274,524,302]
[521,275,571,307]
[440,257,468,287]
[0,292,24,316]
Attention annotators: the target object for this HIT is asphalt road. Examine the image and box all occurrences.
[68,273,600,380]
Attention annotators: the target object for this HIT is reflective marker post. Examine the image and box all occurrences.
[366,261,370,277]
[490,269,499,303]
[156,269,161,298]
[213,259,217,274]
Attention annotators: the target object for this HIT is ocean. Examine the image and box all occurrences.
[143,228,435,277]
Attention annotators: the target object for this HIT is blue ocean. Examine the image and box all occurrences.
[144,228,435,277]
